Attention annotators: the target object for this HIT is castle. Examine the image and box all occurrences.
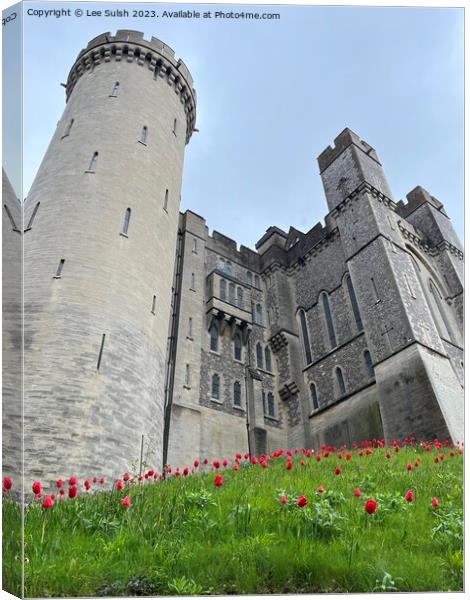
[3,31,464,485]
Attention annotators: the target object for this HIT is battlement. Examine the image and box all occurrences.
[396,186,448,218]
[317,128,381,173]
[66,30,197,143]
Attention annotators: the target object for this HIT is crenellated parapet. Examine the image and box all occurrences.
[65,30,197,143]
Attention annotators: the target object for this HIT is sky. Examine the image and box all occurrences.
[5,1,465,248]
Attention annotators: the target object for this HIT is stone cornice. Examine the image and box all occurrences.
[65,30,197,144]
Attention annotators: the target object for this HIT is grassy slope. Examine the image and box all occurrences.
[3,445,464,596]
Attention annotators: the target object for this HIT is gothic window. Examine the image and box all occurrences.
[3,205,20,232]
[233,381,242,407]
[218,258,225,271]
[25,202,40,230]
[229,282,236,304]
[266,392,275,417]
[97,334,106,370]
[190,273,195,290]
[237,287,244,309]
[122,208,131,235]
[62,118,74,138]
[264,346,272,372]
[254,275,260,288]
[211,374,220,400]
[163,189,169,211]
[234,334,242,361]
[54,259,65,278]
[298,309,312,365]
[429,279,453,341]
[210,323,218,352]
[310,383,319,412]
[346,275,363,331]
[140,126,148,144]
[110,82,120,97]
[256,304,263,325]
[256,343,264,369]
[262,391,266,413]
[321,292,337,348]
[188,317,193,338]
[335,366,346,398]
[220,279,227,301]
[185,364,191,386]
[226,261,233,275]
[246,271,253,285]
[87,152,98,172]
[151,295,156,315]
[364,349,374,379]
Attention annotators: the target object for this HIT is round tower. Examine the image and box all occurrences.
[23,30,196,484]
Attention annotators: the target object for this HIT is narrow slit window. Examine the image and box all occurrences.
[188,317,193,338]
[237,287,244,309]
[211,374,220,400]
[220,279,227,301]
[25,202,40,230]
[310,383,319,412]
[185,364,191,386]
[246,271,253,285]
[265,347,272,372]
[364,349,375,379]
[335,367,346,397]
[226,261,232,275]
[229,283,236,304]
[173,118,177,136]
[192,238,197,254]
[404,273,416,299]
[298,309,312,365]
[234,334,242,361]
[233,381,242,407]
[254,275,260,288]
[163,189,169,211]
[122,208,131,235]
[190,272,195,290]
[62,118,74,138]
[371,277,381,303]
[267,393,275,417]
[140,126,148,144]
[256,304,263,325]
[3,205,20,232]
[346,275,363,331]
[321,292,337,348]
[210,323,218,352]
[97,334,106,370]
[110,82,120,97]
[54,259,65,278]
[87,152,98,172]
[256,343,264,369]
[151,295,156,314]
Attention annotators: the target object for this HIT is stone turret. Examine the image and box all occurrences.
[23,31,196,485]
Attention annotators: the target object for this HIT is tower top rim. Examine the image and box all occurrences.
[65,30,197,143]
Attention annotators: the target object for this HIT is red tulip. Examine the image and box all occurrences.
[434,456,439,464]
[404,489,414,502]
[68,486,77,499]
[431,497,439,508]
[204,458,209,465]
[335,467,342,475]
[364,499,377,514]
[296,495,307,508]
[317,485,325,493]
[123,472,131,481]
[42,496,53,509]
[285,461,293,471]
[34,493,42,500]
[406,463,413,471]
[394,446,399,453]
[244,452,250,460]
[93,476,98,483]
[32,481,42,495]
[68,475,77,486]
[99,478,105,485]
[345,453,352,461]
[300,460,305,467]
[84,479,91,490]
[280,494,287,505]
[213,460,220,469]
[236,452,242,460]
[56,479,63,489]
[233,463,239,471]
[450,451,455,457]
[194,460,200,468]
[386,452,391,459]
[183,467,189,476]
[3,477,12,491]
[121,495,131,508]
[116,479,124,490]
[214,474,223,487]
[50,493,56,500]
[337,452,343,459]
[251,457,258,465]
[59,488,65,496]
[354,488,362,497]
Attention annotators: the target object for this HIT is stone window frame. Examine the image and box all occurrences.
[296,308,312,366]
[333,365,347,399]
[263,391,277,420]
[184,364,191,389]
[139,125,148,146]
[210,372,223,404]
[309,382,319,414]
[109,81,120,97]
[233,333,243,362]
[264,346,272,372]
[256,342,264,369]
[363,349,375,380]
[344,273,363,333]
[209,322,219,353]
[320,290,337,350]
[120,207,131,237]
[232,380,245,411]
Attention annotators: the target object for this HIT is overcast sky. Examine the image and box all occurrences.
[12,2,465,247]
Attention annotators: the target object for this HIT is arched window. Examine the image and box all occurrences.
[256,304,263,325]
[346,275,363,332]
[364,349,374,379]
[237,287,244,309]
[246,271,253,285]
[266,393,275,417]
[321,292,337,348]
[62,118,74,138]
[220,279,227,301]
[254,275,260,288]
[110,82,120,97]
[209,323,218,352]
[218,257,225,271]
[335,367,346,398]
[256,343,264,369]
[163,189,169,211]
[310,383,319,412]
[229,282,236,304]
[226,261,232,274]
[233,381,242,407]
[211,374,220,400]
[122,208,131,235]
[264,347,272,372]
[140,126,148,144]
[298,309,312,365]
[234,334,242,361]
[25,202,40,230]
[87,152,98,172]
[429,279,453,342]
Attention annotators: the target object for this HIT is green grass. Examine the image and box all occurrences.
[3,445,463,596]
